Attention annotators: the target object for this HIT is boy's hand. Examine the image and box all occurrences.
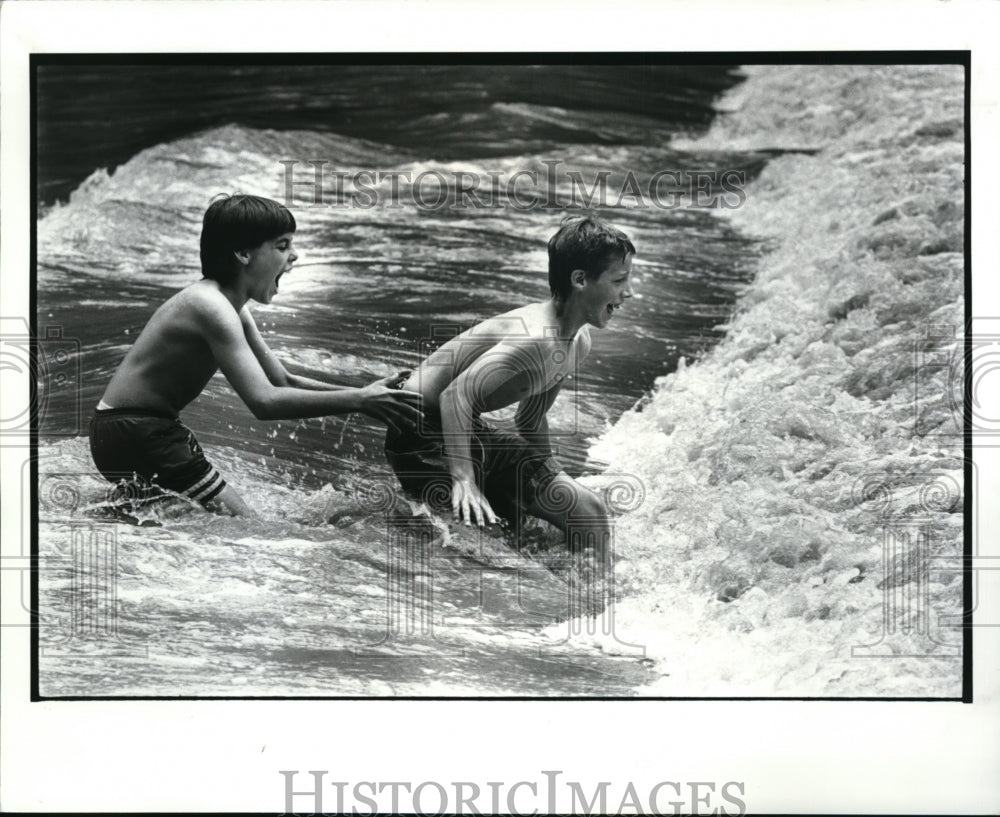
[451,477,499,527]
[357,371,423,434]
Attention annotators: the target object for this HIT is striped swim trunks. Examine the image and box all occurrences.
[89,407,227,505]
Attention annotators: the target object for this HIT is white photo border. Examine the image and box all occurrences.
[2,0,998,813]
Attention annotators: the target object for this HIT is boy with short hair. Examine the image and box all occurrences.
[385,216,635,554]
[90,193,422,516]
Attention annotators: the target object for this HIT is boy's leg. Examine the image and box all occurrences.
[204,484,256,517]
[526,471,614,614]
[525,471,612,555]
[384,423,455,516]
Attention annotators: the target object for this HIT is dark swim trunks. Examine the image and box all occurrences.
[384,413,562,522]
[89,407,227,505]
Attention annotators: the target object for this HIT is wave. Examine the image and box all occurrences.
[37,124,417,283]
[579,65,966,696]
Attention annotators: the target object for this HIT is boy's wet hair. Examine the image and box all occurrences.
[547,215,635,301]
[200,194,297,283]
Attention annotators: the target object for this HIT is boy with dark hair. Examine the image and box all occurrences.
[91,193,422,516]
[385,216,635,554]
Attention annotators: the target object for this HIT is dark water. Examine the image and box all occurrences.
[37,62,744,205]
[34,63,773,696]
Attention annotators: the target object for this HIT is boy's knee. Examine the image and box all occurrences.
[207,485,255,517]
[567,486,608,524]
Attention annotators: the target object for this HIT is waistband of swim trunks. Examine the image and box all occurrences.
[407,411,492,432]
[92,406,179,421]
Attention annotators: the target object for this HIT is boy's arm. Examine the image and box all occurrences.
[514,383,561,457]
[204,295,421,428]
[439,342,531,526]
[240,307,349,391]
[286,371,350,391]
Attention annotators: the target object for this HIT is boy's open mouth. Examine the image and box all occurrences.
[606,303,621,315]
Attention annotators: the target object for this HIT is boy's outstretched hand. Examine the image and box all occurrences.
[451,477,500,527]
[356,371,423,435]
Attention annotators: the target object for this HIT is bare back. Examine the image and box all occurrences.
[101,281,232,415]
[402,302,590,414]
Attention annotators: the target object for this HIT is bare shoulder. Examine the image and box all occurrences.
[175,281,241,328]
[469,303,542,340]
[474,302,564,343]
[181,280,231,309]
